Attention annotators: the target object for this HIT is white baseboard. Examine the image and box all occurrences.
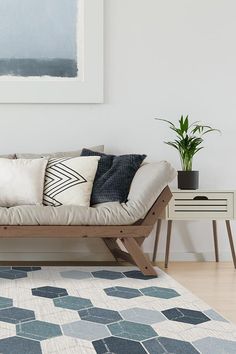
[0,251,233,262]
[0,252,114,262]
[146,251,234,262]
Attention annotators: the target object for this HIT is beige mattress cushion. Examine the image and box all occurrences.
[0,161,176,225]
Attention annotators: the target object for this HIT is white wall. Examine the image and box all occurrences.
[1,0,236,261]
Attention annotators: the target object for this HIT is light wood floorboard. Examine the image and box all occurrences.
[157,261,236,323]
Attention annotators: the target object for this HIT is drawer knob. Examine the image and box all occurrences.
[193,196,209,200]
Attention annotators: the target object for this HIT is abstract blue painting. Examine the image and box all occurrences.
[0,0,78,78]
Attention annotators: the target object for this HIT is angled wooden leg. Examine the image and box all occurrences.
[165,220,172,268]
[152,219,162,262]
[212,220,219,262]
[225,220,236,269]
[122,237,157,276]
[103,238,136,265]
[103,238,120,262]
[136,237,146,246]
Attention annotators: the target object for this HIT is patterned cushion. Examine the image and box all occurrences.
[43,156,100,207]
[81,149,146,204]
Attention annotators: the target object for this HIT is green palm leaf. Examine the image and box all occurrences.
[156,115,220,171]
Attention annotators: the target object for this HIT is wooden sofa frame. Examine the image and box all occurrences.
[0,186,172,276]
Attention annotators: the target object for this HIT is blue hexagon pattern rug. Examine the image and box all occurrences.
[0,266,235,354]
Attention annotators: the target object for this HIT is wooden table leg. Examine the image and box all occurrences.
[165,220,172,268]
[212,220,219,262]
[152,219,162,263]
[225,220,236,269]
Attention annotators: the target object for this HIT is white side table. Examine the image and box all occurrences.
[152,189,236,268]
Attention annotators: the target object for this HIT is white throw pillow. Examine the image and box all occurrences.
[43,156,100,207]
[0,158,48,207]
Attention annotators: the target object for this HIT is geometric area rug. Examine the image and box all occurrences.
[0,266,235,353]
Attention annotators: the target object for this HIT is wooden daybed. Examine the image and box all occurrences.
[0,186,172,276]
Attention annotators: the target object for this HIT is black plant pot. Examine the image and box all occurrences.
[177,171,199,190]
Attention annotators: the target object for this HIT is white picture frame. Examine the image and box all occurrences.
[0,0,103,103]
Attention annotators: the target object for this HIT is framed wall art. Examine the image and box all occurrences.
[0,0,103,103]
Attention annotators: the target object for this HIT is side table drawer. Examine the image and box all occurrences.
[168,192,234,219]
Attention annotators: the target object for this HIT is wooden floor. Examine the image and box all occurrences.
[158,261,236,323]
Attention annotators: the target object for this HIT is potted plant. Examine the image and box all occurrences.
[156,115,220,189]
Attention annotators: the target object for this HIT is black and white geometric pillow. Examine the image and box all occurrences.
[43,156,100,207]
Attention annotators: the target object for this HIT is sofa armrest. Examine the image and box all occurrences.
[127,161,176,217]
